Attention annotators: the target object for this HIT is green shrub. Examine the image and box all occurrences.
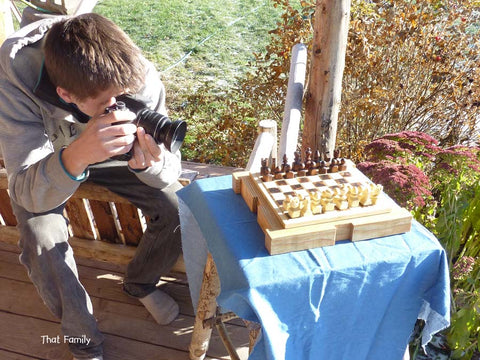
[358,131,480,359]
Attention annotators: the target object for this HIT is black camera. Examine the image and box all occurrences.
[106,94,187,160]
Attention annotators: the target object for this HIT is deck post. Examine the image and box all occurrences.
[246,119,277,173]
[278,43,307,163]
[0,0,14,44]
[189,253,221,360]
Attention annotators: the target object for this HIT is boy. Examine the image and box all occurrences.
[0,13,182,359]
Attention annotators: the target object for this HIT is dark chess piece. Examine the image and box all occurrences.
[324,151,331,164]
[305,147,313,170]
[284,163,294,179]
[274,163,284,179]
[308,149,321,175]
[293,151,304,172]
[329,158,339,173]
[261,158,274,181]
[260,158,269,176]
[262,166,273,182]
[319,160,329,174]
[281,154,289,173]
[270,158,277,173]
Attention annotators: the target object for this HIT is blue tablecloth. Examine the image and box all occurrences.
[177,175,450,360]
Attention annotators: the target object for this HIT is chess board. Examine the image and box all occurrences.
[257,169,391,229]
[232,162,412,255]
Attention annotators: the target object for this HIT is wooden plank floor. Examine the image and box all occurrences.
[0,244,251,360]
[0,162,250,360]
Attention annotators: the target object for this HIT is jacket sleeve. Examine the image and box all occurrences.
[130,146,182,189]
[0,81,83,213]
[129,59,182,189]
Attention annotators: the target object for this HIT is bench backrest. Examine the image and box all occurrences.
[0,166,186,272]
[0,167,143,245]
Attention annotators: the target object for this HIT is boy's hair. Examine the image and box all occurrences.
[43,13,146,100]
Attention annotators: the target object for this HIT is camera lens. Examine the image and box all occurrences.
[135,109,187,153]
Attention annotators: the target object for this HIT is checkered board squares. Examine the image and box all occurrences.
[262,172,362,208]
[253,169,394,229]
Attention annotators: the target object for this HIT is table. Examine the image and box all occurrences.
[177,175,450,360]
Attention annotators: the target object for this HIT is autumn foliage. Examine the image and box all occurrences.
[339,0,480,160]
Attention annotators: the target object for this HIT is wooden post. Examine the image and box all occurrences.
[189,253,220,360]
[278,43,307,163]
[246,119,277,173]
[303,0,351,157]
[0,0,14,44]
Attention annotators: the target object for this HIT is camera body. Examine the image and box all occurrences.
[106,94,187,160]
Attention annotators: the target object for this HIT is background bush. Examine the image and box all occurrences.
[357,131,480,359]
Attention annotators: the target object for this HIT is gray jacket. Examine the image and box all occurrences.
[0,17,181,213]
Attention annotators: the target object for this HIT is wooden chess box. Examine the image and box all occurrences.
[232,162,412,255]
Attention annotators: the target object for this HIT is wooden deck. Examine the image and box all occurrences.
[0,162,250,360]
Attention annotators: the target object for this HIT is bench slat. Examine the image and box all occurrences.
[89,200,122,244]
[65,198,95,240]
[115,203,143,246]
[0,190,16,226]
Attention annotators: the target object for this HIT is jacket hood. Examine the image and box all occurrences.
[0,17,66,96]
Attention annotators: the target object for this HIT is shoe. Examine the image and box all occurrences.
[139,289,179,325]
[73,356,103,360]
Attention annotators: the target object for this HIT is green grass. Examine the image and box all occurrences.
[95,0,282,104]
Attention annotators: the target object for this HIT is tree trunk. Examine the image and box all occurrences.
[303,0,351,158]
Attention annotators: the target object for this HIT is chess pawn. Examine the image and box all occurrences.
[287,195,302,218]
[359,184,373,206]
[329,158,339,173]
[261,167,273,182]
[359,183,383,206]
[300,196,313,217]
[319,160,329,174]
[284,163,294,179]
[283,194,293,212]
[324,151,331,164]
[370,184,383,205]
[274,165,284,180]
[308,160,319,176]
[261,158,273,181]
[346,185,360,208]
[297,162,307,177]
[310,190,323,215]
[338,158,347,171]
[320,189,335,212]
[333,186,349,210]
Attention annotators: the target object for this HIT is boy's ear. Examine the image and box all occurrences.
[56,86,74,103]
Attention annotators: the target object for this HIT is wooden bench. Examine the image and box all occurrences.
[0,165,186,273]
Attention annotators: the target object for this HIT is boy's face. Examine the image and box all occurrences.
[57,86,124,117]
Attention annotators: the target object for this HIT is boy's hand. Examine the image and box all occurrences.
[128,127,163,170]
[61,110,137,176]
